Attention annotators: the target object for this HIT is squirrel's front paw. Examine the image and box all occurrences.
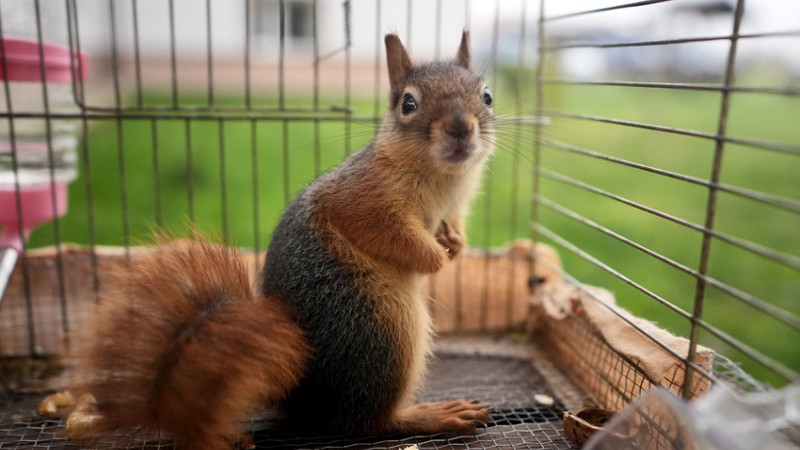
[435,221,465,259]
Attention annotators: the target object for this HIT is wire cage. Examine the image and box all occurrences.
[0,0,798,449]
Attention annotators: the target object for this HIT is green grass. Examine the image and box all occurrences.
[25,80,800,388]
[43,118,378,248]
[535,82,800,387]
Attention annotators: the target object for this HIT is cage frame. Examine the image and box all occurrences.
[0,0,798,448]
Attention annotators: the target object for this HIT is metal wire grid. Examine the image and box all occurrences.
[0,1,569,448]
[534,298,713,413]
[0,0,796,447]
[531,0,800,393]
[0,0,542,357]
[0,353,575,450]
[255,354,573,450]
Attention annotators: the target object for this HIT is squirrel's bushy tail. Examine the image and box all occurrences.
[71,239,309,449]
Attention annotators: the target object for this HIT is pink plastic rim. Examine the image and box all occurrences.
[0,38,88,82]
[0,183,68,251]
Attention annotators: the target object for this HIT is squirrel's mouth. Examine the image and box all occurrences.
[442,144,475,164]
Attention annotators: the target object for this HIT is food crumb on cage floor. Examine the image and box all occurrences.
[0,343,578,449]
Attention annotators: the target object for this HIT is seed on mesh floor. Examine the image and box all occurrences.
[534,394,554,407]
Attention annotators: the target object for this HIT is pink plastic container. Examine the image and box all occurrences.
[1,38,88,188]
[0,183,67,251]
[0,38,87,252]
[0,15,89,297]
[0,38,88,83]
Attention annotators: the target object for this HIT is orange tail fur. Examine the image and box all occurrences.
[71,239,310,449]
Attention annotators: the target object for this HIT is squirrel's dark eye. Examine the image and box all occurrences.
[482,87,493,107]
[401,93,417,114]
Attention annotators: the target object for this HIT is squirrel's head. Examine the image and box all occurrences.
[379,31,495,175]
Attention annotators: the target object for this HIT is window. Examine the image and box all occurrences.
[251,0,313,44]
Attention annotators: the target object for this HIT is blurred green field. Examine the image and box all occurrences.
[26,80,799,387]
[535,81,800,388]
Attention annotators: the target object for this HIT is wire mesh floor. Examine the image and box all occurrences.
[0,348,578,449]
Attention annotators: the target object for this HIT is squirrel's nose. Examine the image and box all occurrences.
[444,122,474,140]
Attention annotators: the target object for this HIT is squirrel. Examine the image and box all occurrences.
[66,31,495,449]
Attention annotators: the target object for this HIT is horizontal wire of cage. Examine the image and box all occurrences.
[531,0,799,394]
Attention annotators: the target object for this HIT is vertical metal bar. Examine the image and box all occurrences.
[510,0,528,242]
[67,0,100,300]
[372,0,382,128]
[282,119,290,205]
[531,0,547,295]
[278,0,286,111]
[434,0,442,59]
[479,0,501,331]
[682,0,746,399]
[66,0,87,110]
[250,119,260,265]
[107,1,123,109]
[405,0,412,51]
[312,0,320,176]
[505,0,529,326]
[246,1,257,252]
[279,0,290,204]
[343,0,352,158]
[150,119,163,227]
[168,0,179,108]
[184,119,195,222]
[132,0,144,108]
[108,0,131,255]
[52,0,77,351]
[244,0,252,110]
[218,120,228,241]
[451,0,471,329]
[206,0,214,107]
[420,1,445,326]
[34,0,70,347]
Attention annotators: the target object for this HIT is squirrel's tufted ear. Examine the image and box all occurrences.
[456,30,470,69]
[385,34,414,94]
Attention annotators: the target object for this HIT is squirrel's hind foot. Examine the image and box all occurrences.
[390,399,490,436]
